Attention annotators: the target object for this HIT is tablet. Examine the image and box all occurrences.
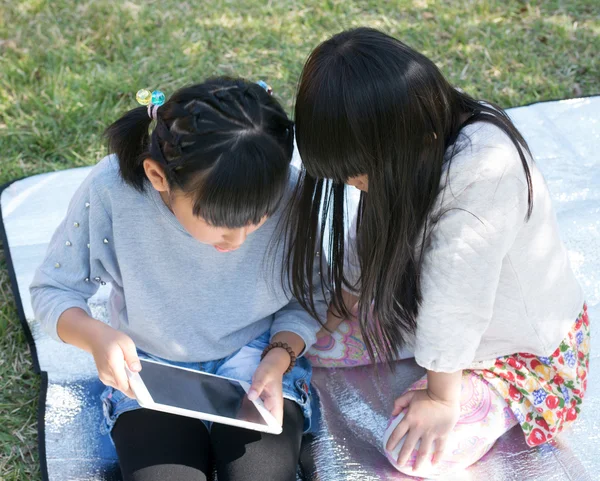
[126,358,282,435]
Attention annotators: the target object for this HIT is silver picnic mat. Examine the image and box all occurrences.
[1,96,599,480]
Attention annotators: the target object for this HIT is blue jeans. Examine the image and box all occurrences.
[100,331,313,436]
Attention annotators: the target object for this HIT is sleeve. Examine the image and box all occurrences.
[414,143,529,372]
[270,251,329,355]
[29,171,115,343]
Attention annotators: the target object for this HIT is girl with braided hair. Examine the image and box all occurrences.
[30,77,325,481]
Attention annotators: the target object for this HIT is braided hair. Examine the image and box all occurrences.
[105,77,294,228]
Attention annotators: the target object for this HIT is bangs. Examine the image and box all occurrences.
[294,52,373,182]
[296,111,369,183]
[300,140,365,183]
[186,134,290,228]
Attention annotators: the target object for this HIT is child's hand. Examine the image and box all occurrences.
[317,291,359,339]
[386,388,460,470]
[89,323,141,399]
[247,349,290,425]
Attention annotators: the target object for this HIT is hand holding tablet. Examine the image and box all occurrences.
[126,359,283,434]
[247,348,292,426]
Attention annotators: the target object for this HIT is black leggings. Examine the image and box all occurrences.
[111,400,304,481]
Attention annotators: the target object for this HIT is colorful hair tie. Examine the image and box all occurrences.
[147,104,159,120]
[136,88,166,120]
[256,80,273,95]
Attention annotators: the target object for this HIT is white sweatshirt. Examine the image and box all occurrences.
[347,122,584,372]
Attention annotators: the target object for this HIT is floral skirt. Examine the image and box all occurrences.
[475,304,590,446]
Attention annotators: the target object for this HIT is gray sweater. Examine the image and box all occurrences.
[30,156,325,362]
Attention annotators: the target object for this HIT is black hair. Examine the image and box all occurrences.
[286,27,534,364]
[105,77,294,228]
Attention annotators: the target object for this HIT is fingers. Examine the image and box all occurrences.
[122,385,137,400]
[105,344,131,394]
[111,361,131,395]
[115,337,139,398]
[98,374,115,388]
[264,393,284,425]
[248,373,267,401]
[120,337,141,372]
[397,430,420,467]
[432,436,449,465]
[413,434,434,471]
[392,390,415,416]
[323,306,345,333]
[316,328,331,340]
[248,366,284,424]
[97,336,139,399]
[386,417,409,452]
[99,373,136,399]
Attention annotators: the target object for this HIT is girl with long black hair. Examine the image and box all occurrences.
[287,28,588,477]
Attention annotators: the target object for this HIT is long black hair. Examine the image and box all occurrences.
[105,77,294,228]
[286,28,533,364]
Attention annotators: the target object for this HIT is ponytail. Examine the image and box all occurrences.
[104,106,152,191]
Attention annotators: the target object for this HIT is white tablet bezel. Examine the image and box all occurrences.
[126,358,282,435]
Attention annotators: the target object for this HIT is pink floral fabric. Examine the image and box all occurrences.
[306,318,373,367]
[383,372,518,477]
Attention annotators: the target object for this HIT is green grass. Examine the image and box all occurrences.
[0,0,599,478]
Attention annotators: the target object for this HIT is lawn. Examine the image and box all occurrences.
[0,0,599,479]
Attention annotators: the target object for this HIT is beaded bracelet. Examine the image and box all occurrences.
[261,341,297,375]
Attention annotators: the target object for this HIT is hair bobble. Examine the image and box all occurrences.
[256,80,273,95]
[136,88,166,120]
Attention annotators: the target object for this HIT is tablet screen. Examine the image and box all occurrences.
[139,359,268,426]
